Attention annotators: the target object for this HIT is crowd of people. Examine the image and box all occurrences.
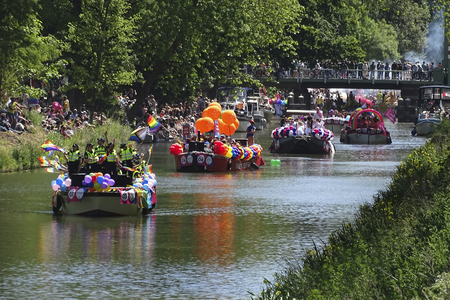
[245,59,438,81]
[64,132,145,178]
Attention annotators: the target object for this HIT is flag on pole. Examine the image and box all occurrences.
[148,145,153,158]
[129,127,149,142]
[122,166,137,172]
[98,154,107,164]
[41,140,64,152]
[385,108,397,124]
[148,115,162,133]
[143,165,152,174]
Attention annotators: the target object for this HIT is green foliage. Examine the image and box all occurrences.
[251,118,450,299]
[0,0,62,98]
[65,0,138,106]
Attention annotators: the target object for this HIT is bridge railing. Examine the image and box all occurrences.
[250,68,436,82]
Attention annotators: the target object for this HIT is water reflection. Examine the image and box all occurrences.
[38,215,156,264]
[0,122,430,299]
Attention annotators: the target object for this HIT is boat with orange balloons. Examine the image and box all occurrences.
[170,103,265,172]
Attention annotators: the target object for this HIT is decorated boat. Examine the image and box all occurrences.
[323,117,346,133]
[171,140,265,172]
[411,85,450,136]
[269,126,335,154]
[340,109,392,145]
[51,171,157,216]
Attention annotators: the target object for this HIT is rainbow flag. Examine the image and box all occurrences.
[143,165,152,174]
[123,166,137,172]
[38,156,50,166]
[98,154,107,164]
[41,140,64,152]
[148,146,153,158]
[148,115,161,133]
[45,168,55,173]
[129,127,149,142]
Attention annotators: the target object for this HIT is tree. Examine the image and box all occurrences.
[65,0,137,107]
[126,0,302,121]
[0,0,61,99]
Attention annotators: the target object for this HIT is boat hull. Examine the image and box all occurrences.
[270,136,334,154]
[54,191,149,216]
[414,120,439,136]
[174,152,265,172]
[324,118,345,134]
[340,128,392,145]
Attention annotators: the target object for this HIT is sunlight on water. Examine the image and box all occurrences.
[0,122,426,299]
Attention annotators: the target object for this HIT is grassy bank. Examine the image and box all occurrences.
[252,119,450,299]
[0,111,132,172]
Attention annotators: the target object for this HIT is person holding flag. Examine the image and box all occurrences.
[105,140,122,177]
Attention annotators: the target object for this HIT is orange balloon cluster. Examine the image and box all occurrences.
[195,117,214,133]
[221,110,238,136]
[202,105,222,120]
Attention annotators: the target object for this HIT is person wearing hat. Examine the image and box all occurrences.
[105,139,121,177]
[246,119,256,145]
[84,143,97,172]
[95,131,108,171]
[118,143,137,176]
[66,144,82,176]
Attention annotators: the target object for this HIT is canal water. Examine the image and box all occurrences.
[0,122,426,299]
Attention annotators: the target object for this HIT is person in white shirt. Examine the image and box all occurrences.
[312,107,323,121]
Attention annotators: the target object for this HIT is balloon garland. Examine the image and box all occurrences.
[271,126,334,141]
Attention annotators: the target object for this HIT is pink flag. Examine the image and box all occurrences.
[385,108,396,124]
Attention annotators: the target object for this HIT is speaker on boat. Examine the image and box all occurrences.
[188,141,205,152]
[114,174,132,187]
[250,162,259,170]
[70,173,86,186]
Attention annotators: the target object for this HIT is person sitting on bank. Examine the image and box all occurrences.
[65,144,82,176]
[105,140,122,177]
[84,143,98,172]
[246,119,256,145]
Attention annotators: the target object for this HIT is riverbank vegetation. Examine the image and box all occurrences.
[0,111,131,172]
[251,119,450,299]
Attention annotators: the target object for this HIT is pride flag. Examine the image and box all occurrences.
[148,146,153,158]
[129,127,149,142]
[123,166,137,172]
[41,140,64,152]
[98,154,107,164]
[148,115,161,133]
[143,164,152,174]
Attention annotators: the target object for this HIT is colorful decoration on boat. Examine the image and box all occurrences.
[170,143,183,155]
[271,126,334,141]
[51,174,72,192]
[348,109,385,130]
[312,128,335,141]
[213,141,263,160]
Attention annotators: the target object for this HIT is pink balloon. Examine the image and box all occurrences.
[52,184,59,191]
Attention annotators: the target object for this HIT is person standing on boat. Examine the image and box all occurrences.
[105,140,122,177]
[246,119,256,145]
[95,132,108,171]
[84,143,98,172]
[66,144,82,176]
